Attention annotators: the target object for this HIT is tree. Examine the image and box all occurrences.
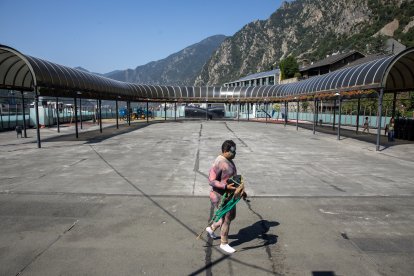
[301,101,309,111]
[272,103,281,120]
[367,35,387,55]
[382,93,394,117]
[402,91,414,113]
[279,55,299,80]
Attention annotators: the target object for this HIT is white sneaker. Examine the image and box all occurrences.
[220,243,236,254]
[206,227,218,239]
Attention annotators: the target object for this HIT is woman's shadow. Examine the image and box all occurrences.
[228,220,279,251]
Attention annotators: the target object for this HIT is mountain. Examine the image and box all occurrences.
[74,67,122,78]
[74,66,90,72]
[74,66,105,76]
[103,70,122,77]
[195,0,414,86]
[105,35,227,86]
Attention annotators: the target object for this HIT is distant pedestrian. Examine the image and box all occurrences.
[15,126,22,138]
[94,105,99,125]
[388,117,395,142]
[362,117,370,133]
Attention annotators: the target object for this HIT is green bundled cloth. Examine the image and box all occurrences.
[196,175,245,240]
[212,175,244,222]
[212,192,242,222]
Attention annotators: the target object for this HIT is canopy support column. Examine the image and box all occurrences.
[205,102,208,121]
[34,87,41,148]
[316,100,319,126]
[284,101,287,127]
[164,101,167,121]
[99,99,102,133]
[0,104,3,130]
[247,103,250,121]
[21,91,27,138]
[175,102,177,121]
[48,104,52,128]
[356,98,361,134]
[79,97,83,130]
[332,99,336,130]
[74,95,78,139]
[313,99,316,134]
[95,100,98,125]
[376,88,384,151]
[337,97,342,140]
[127,101,131,126]
[392,92,397,118]
[146,100,149,124]
[115,99,119,129]
[237,101,240,122]
[296,100,299,131]
[56,97,60,133]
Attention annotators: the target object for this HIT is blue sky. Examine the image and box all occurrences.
[0,0,283,74]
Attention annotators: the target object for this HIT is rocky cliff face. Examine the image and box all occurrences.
[105,35,227,86]
[195,0,414,86]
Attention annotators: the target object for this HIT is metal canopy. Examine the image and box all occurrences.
[1,44,414,102]
[0,45,131,100]
[281,49,414,97]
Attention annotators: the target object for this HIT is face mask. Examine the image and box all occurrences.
[228,146,236,157]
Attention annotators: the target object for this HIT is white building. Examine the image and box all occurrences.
[223,69,280,87]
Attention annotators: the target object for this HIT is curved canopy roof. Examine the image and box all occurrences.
[1,44,413,102]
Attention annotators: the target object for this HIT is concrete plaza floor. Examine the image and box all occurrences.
[0,120,413,275]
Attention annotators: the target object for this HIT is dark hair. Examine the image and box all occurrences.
[222,140,236,153]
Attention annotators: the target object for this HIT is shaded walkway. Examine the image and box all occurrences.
[42,121,153,143]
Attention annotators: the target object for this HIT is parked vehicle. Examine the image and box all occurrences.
[119,107,153,120]
[184,105,224,119]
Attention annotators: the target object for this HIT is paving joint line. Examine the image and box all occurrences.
[193,123,202,196]
[15,220,79,276]
[1,191,413,199]
[89,144,280,275]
